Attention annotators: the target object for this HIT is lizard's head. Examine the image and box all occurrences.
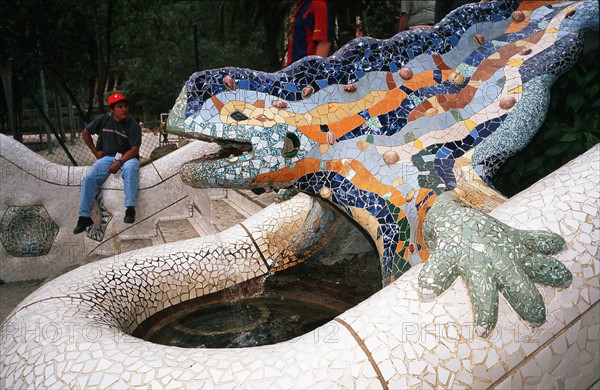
[166,67,329,192]
[168,0,599,196]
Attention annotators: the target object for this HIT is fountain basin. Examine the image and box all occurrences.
[135,259,381,349]
[141,297,340,349]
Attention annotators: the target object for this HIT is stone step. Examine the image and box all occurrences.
[156,218,200,243]
[120,238,155,253]
[226,189,277,216]
[209,199,249,232]
[106,189,275,259]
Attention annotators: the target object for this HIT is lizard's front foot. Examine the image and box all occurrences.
[418,193,572,338]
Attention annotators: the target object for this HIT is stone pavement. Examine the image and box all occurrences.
[0,280,43,324]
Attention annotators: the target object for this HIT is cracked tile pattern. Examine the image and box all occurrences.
[85,191,112,242]
[1,0,599,388]
[339,146,599,389]
[0,145,597,389]
[418,191,572,338]
[0,135,222,281]
[168,0,597,339]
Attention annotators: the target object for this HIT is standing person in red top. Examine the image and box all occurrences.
[285,0,334,66]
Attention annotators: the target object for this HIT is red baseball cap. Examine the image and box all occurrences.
[107,92,128,106]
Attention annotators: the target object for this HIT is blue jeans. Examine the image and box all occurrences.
[79,156,140,217]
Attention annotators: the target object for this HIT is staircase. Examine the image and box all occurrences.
[118,189,276,251]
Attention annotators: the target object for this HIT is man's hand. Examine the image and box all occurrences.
[108,160,121,174]
[94,150,105,159]
[418,193,571,338]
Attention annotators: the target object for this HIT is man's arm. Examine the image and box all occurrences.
[314,40,331,58]
[108,146,140,174]
[82,128,104,159]
[398,12,409,32]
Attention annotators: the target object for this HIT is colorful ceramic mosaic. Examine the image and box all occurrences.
[167,0,598,334]
[0,205,58,257]
[1,1,599,385]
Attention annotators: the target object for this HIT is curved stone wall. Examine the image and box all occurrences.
[0,134,221,281]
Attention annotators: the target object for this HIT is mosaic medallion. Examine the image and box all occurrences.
[85,190,112,242]
[0,205,59,257]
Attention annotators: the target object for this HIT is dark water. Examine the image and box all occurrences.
[136,235,382,349]
[148,297,339,348]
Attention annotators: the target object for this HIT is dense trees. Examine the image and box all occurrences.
[1,0,404,127]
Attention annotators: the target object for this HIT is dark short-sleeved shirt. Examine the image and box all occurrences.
[286,0,334,66]
[86,114,142,157]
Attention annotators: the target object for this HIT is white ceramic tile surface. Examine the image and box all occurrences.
[1,147,598,388]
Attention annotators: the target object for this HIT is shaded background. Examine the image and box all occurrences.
[0,0,597,195]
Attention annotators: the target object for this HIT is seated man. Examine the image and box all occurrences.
[73,92,141,234]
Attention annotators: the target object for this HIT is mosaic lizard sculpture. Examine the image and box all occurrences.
[167,0,598,337]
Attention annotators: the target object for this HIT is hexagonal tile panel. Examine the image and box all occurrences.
[0,205,59,257]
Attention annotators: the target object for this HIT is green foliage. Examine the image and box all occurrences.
[492,44,600,197]
[118,0,287,116]
[1,0,101,119]
[359,0,403,39]
[1,0,293,124]
[328,1,403,49]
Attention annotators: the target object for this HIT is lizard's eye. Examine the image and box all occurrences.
[230,110,248,121]
[282,132,300,158]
